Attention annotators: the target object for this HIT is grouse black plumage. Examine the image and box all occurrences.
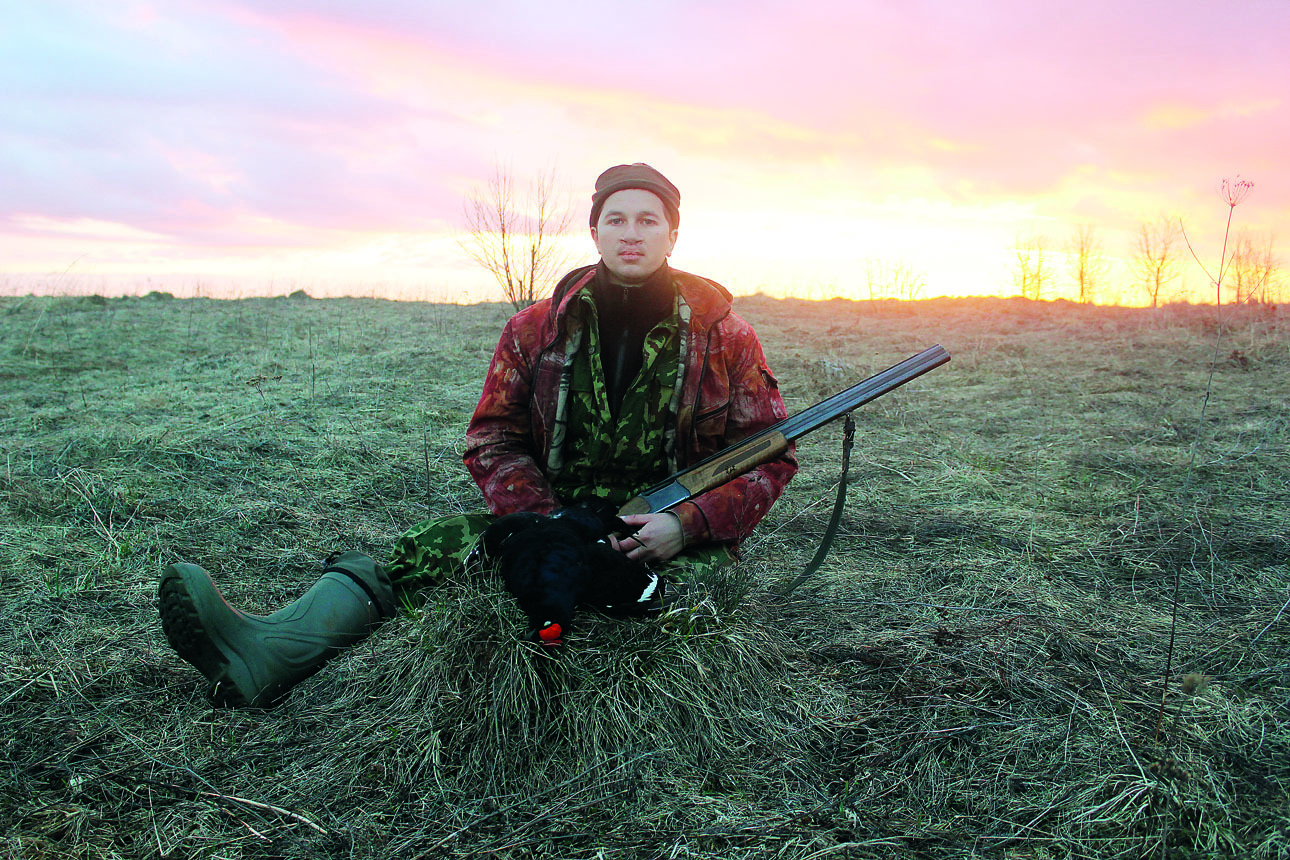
[469,506,663,645]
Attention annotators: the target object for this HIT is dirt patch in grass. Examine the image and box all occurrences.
[3,294,1288,858]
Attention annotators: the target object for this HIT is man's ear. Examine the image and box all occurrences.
[590,226,599,243]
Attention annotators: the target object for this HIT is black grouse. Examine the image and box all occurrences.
[469,506,663,645]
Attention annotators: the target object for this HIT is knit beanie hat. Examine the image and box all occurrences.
[589,163,681,229]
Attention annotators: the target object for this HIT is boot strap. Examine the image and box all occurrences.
[323,561,395,619]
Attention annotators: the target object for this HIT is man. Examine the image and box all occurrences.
[159,164,797,708]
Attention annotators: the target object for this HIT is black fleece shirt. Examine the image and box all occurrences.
[591,261,677,420]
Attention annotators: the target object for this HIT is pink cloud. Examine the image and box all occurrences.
[4,0,1287,302]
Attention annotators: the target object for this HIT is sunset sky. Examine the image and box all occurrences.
[2,0,1287,304]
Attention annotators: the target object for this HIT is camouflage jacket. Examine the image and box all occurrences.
[463,265,797,546]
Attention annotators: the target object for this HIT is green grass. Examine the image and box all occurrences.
[2,292,1287,858]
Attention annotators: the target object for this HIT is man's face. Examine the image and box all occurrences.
[591,188,678,283]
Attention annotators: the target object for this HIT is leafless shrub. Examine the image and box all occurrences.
[461,165,573,312]
[863,259,926,302]
[1226,230,1280,306]
[1067,221,1107,304]
[1013,234,1050,301]
[1135,215,1182,309]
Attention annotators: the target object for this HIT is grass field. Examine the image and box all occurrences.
[2,291,1287,859]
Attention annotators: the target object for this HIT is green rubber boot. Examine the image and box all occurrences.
[158,551,395,708]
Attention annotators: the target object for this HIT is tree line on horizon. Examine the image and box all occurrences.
[461,166,1281,310]
[1012,215,1280,308]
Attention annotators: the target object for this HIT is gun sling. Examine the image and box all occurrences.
[618,344,951,592]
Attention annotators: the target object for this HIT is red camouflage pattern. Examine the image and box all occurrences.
[463,266,797,546]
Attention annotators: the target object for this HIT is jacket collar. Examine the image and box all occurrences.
[547,263,732,333]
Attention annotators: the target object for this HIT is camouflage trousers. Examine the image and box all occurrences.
[385,513,734,601]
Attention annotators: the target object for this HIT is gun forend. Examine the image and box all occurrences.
[617,344,950,517]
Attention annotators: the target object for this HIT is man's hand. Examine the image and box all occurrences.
[614,513,684,563]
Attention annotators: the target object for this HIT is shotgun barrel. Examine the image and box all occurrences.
[617,344,950,516]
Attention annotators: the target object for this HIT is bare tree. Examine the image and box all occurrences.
[1013,234,1050,301]
[1135,215,1181,308]
[1068,222,1106,304]
[461,165,573,312]
[1226,230,1280,305]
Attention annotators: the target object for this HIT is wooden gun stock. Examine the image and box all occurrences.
[617,344,950,516]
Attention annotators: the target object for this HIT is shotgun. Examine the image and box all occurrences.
[617,344,951,516]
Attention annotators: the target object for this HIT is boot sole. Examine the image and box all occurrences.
[159,565,251,708]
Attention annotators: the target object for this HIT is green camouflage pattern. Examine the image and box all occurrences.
[551,293,679,511]
[463,266,797,543]
[386,513,494,599]
[384,512,734,601]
